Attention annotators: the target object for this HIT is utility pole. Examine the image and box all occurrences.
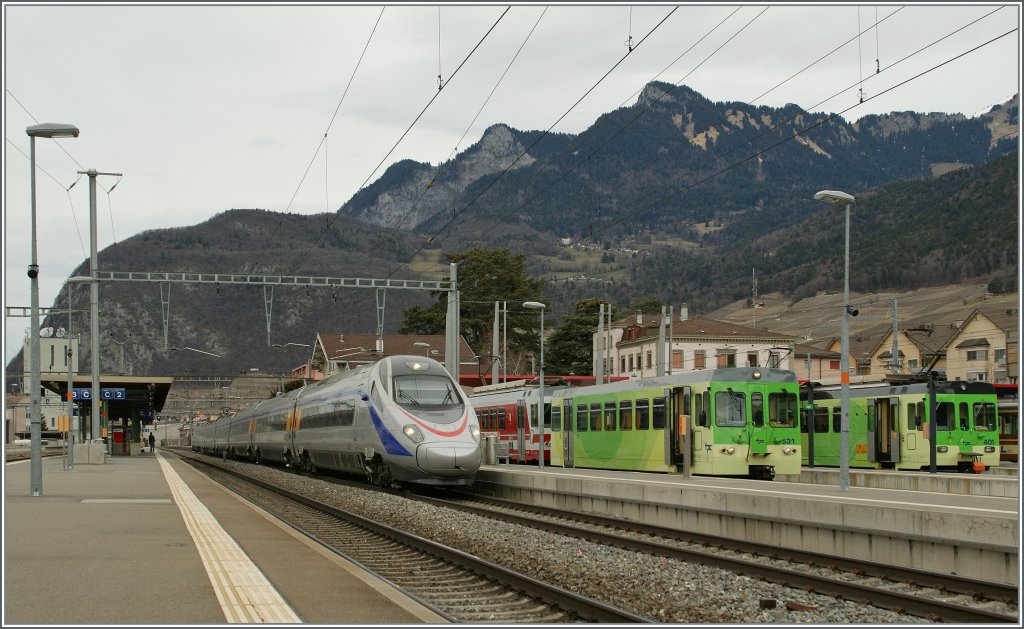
[888,298,901,374]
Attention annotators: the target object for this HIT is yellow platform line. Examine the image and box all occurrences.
[156,453,301,623]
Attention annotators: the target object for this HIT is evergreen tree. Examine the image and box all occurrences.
[546,298,610,375]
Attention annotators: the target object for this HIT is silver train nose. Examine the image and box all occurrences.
[417,444,481,477]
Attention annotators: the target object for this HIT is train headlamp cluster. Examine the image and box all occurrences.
[751,370,762,380]
[782,445,796,455]
[721,445,736,454]
[984,446,995,453]
[406,361,429,371]
[470,425,481,442]
[937,446,948,453]
[403,424,424,443]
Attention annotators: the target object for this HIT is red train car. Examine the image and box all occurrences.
[994,383,1018,462]
[470,381,547,464]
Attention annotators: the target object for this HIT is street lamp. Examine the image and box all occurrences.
[523,301,546,469]
[26,122,79,496]
[814,189,855,492]
[414,342,431,357]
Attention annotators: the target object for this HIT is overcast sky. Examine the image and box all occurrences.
[3,2,1021,369]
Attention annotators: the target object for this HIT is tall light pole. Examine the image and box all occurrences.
[814,190,855,492]
[26,123,79,496]
[523,301,546,469]
[414,341,431,357]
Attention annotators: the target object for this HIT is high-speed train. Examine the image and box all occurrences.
[192,355,481,488]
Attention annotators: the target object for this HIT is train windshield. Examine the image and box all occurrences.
[392,375,464,410]
[715,390,746,427]
[768,391,798,428]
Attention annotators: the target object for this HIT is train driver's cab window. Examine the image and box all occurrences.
[974,402,996,432]
[768,391,798,428]
[907,402,923,429]
[550,404,561,432]
[693,391,707,427]
[715,390,746,427]
[393,375,463,410]
[959,402,970,431]
[935,402,954,431]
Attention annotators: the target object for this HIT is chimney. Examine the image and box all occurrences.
[636,311,643,325]
[680,303,689,322]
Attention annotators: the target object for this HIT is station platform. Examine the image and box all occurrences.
[3,451,447,625]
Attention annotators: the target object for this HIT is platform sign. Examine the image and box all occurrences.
[100,388,126,400]
[72,388,127,400]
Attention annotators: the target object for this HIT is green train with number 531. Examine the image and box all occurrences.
[801,380,1000,472]
[547,367,802,480]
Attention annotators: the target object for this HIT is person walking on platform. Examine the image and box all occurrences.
[148,432,156,454]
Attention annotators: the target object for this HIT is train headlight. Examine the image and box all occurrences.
[721,446,736,454]
[937,446,948,453]
[402,424,424,444]
[751,369,762,380]
[470,425,481,442]
[782,445,796,455]
[984,446,995,453]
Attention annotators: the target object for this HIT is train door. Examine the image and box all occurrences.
[562,398,574,468]
[691,390,710,466]
[668,387,692,475]
[515,400,526,463]
[867,398,900,464]
[748,387,768,456]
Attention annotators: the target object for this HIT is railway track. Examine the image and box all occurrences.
[184,455,651,623]
[418,491,1018,624]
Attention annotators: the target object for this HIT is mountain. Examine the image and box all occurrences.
[9,83,1019,378]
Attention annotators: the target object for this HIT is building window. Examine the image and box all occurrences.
[995,348,1007,364]
[694,351,705,369]
[968,371,988,382]
[672,351,683,369]
[646,351,652,368]
[829,360,840,370]
[718,352,736,368]
[620,357,626,372]
[768,352,780,368]
[747,352,759,367]
[907,359,918,370]
[628,354,634,371]
[966,349,988,361]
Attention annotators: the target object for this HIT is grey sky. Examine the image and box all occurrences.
[3,2,1021,367]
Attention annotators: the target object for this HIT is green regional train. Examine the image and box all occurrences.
[548,367,802,480]
[801,380,1000,472]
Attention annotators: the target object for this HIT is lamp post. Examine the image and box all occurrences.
[414,342,431,357]
[523,301,546,469]
[814,189,855,492]
[26,122,79,496]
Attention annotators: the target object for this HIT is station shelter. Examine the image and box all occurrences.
[40,374,172,456]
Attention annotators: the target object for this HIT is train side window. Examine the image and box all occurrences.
[974,402,996,431]
[550,405,561,432]
[516,402,525,430]
[590,403,602,432]
[498,408,507,431]
[576,405,588,432]
[652,397,667,430]
[751,393,764,427]
[813,407,829,433]
[935,402,954,431]
[906,403,918,429]
[800,409,809,433]
[959,402,969,431]
[604,402,617,431]
[693,392,706,428]
[832,408,841,433]
[619,400,633,431]
[714,390,746,427]
[635,399,650,430]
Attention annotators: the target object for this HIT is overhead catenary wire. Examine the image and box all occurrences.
[288,6,511,275]
[536,27,1018,273]
[403,5,679,263]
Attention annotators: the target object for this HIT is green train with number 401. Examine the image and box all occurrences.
[800,380,1000,472]
[547,367,802,480]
